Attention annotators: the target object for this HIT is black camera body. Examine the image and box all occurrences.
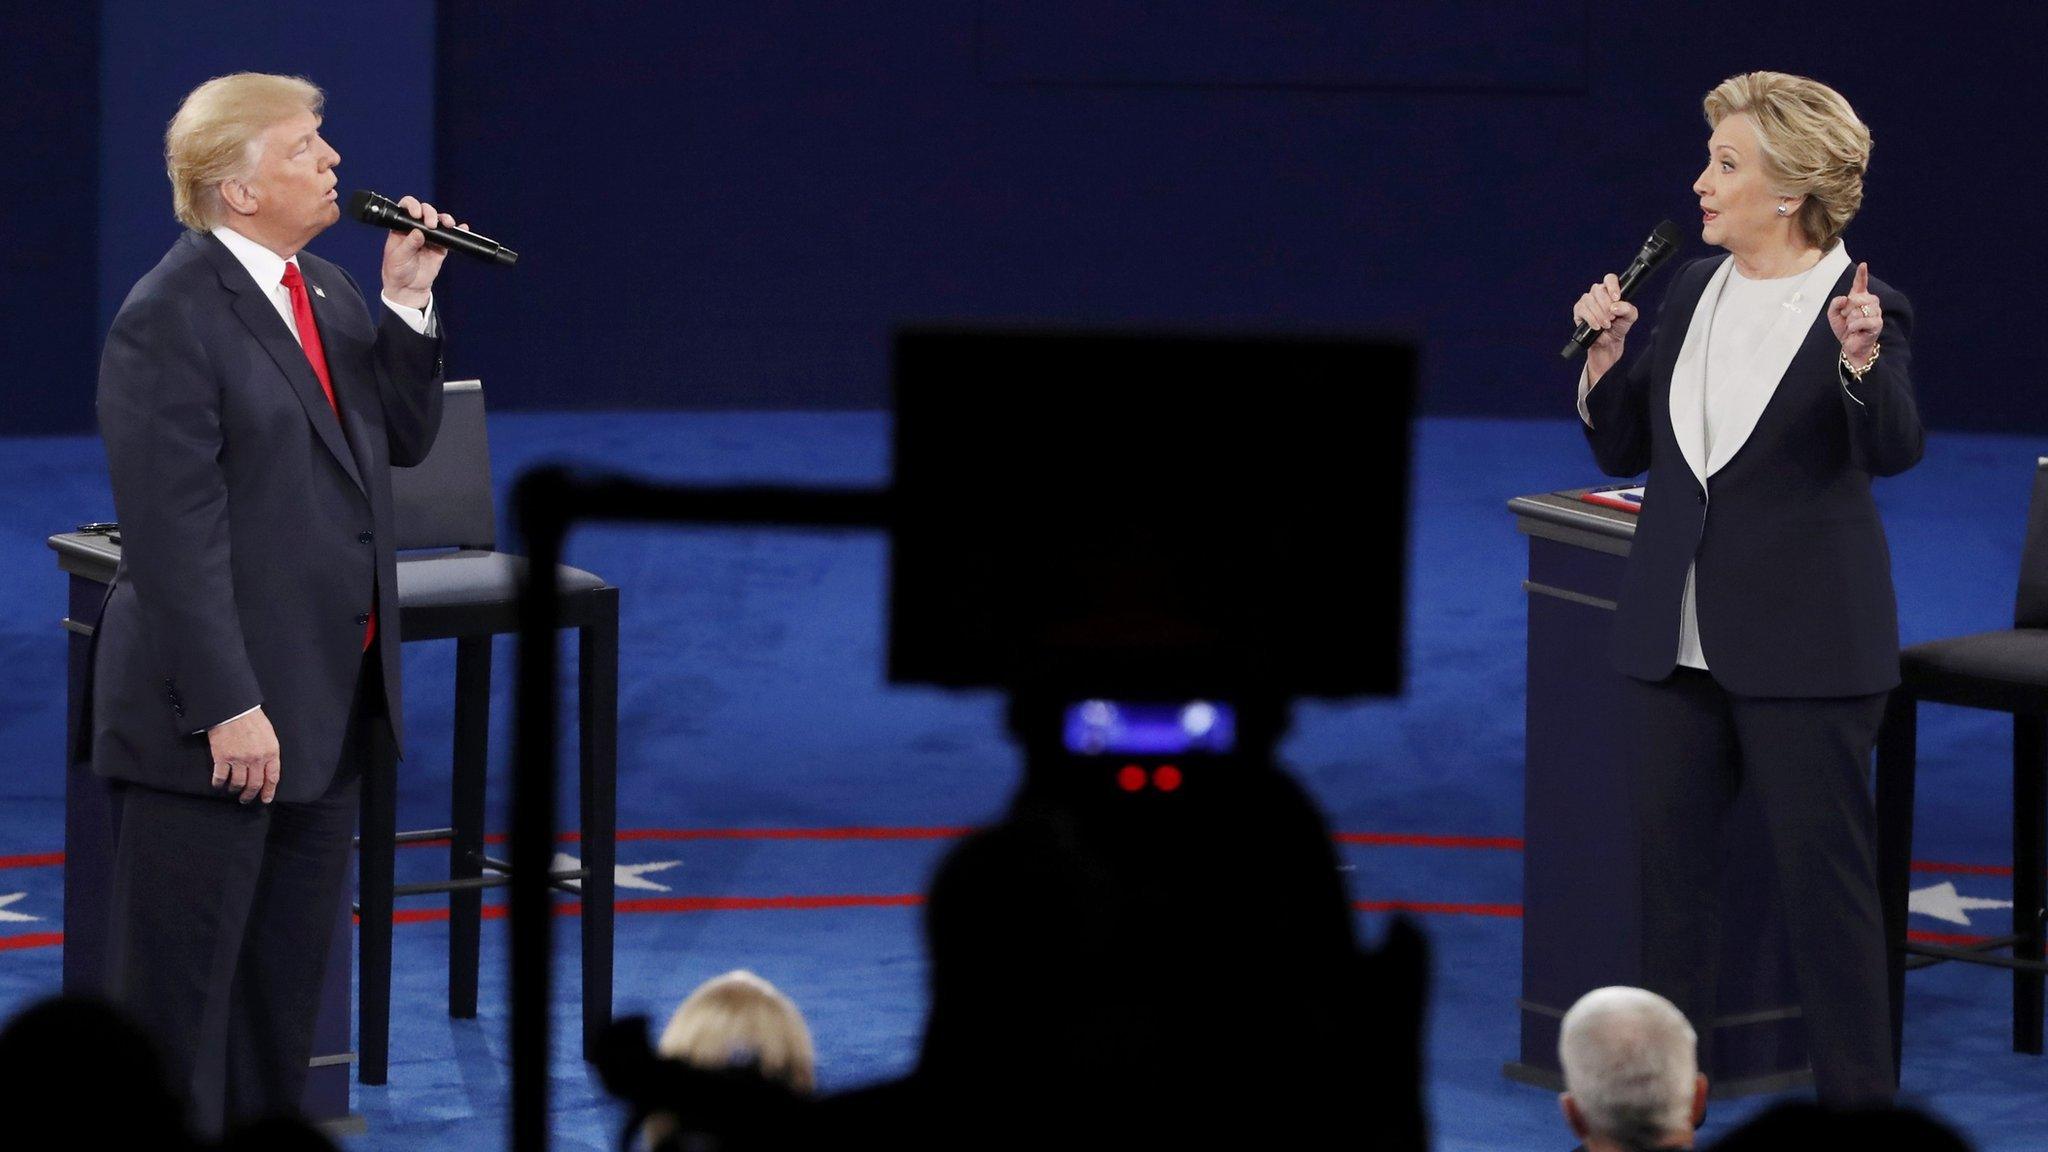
[889,326,1416,798]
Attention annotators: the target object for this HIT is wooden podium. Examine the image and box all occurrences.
[1506,490,1813,1097]
[49,528,357,1129]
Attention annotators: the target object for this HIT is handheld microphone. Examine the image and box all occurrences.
[348,190,518,266]
[1561,220,1681,360]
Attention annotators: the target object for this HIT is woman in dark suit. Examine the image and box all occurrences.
[1570,71,1921,1103]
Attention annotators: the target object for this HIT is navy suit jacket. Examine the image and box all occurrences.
[1582,254,1923,698]
[91,230,444,801]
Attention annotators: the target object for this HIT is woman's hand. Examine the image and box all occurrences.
[1828,261,1882,369]
[1572,272,1638,384]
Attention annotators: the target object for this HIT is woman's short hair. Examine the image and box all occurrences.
[1703,71,1871,253]
[165,73,324,231]
[1559,986,1697,1149]
[658,970,816,1094]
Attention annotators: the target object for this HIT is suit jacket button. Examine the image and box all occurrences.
[358,531,374,544]
[355,612,371,626]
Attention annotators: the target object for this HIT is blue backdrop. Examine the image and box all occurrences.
[5,3,2044,433]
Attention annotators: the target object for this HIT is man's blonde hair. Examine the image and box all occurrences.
[1703,71,1870,253]
[658,970,816,1094]
[165,73,324,231]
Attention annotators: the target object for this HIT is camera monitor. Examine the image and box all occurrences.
[889,328,1413,699]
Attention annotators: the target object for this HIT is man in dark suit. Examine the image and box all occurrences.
[92,72,459,1132]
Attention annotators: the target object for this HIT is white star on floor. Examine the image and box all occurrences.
[1909,881,2012,927]
[549,852,681,893]
[0,893,40,923]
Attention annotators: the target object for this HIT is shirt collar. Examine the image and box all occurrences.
[210,225,300,296]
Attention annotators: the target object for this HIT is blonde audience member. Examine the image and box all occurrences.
[659,970,816,1094]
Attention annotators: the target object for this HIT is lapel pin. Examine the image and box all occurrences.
[311,285,326,298]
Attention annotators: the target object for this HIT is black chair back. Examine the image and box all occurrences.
[2015,457,2048,628]
[392,379,496,552]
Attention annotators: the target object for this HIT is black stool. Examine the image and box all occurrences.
[1876,456,2048,1079]
[358,379,619,1085]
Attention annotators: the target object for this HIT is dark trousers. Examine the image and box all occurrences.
[107,655,388,1136]
[1623,668,1895,1104]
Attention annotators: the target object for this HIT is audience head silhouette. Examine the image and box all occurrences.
[0,994,193,1149]
[1706,1100,1973,1151]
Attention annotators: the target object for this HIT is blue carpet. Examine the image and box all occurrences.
[2,413,2042,1150]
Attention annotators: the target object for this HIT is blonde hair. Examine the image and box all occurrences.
[1703,71,1870,253]
[658,970,815,1094]
[164,73,324,231]
[1559,987,1698,1149]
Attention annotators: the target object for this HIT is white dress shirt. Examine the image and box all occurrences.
[211,225,434,338]
[202,226,434,733]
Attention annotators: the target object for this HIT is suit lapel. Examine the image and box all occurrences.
[1703,244,1851,477]
[199,233,367,496]
[1665,257,1729,492]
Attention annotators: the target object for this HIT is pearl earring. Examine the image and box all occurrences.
[1776,205,1790,216]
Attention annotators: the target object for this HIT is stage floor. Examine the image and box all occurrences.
[2,413,2040,1150]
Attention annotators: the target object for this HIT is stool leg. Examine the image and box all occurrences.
[578,595,619,1061]
[2015,714,2047,1055]
[359,743,398,1085]
[449,637,491,1019]
[1875,690,1919,1084]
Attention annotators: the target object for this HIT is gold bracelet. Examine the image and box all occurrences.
[1842,343,1880,381]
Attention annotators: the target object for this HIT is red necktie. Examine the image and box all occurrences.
[281,261,376,652]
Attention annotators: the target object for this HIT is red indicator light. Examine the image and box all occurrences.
[1154,764,1183,792]
[1117,764,1147,792]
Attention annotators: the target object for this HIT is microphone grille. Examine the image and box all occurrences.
[1649,219,1682,250]
[345,189,383,222]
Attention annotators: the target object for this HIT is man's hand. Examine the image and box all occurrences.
[208,706,281,804]
[379,195,469,311]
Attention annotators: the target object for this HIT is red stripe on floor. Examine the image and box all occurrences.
[1910,929,1992,946]
[0,931,63,952]
[1909,860,2013,877]
[1337,833,1524,851]
[8,905,2024,954]
[415,827,974,851]
[1354,900,1523,917]
[616,894,926,914]
[375,893,926,927]
[0,826,2027,887]
[616,827,975,843]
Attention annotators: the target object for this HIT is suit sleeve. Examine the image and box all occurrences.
[96,293,263,732]
[340,266,445,468]
[1578,281,1676,478]
[375,311,445,467]
[1839,285,1923,477]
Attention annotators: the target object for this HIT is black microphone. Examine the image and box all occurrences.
[1561,220,1681,360]
[348,190,518,266]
